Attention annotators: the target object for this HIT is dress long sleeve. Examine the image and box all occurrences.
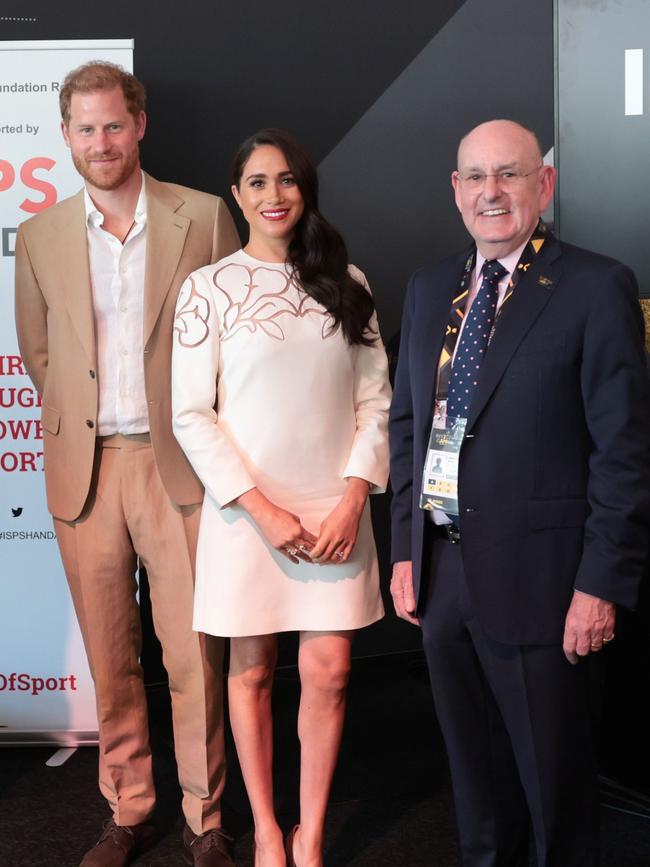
[341,267,391,492]
[172,268,256,507]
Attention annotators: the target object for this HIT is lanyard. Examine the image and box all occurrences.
[435,220,549,402]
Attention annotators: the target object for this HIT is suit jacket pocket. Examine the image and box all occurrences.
[42,403,61,435]
[528,497,590,529]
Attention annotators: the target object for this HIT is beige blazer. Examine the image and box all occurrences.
[15,172,240,521]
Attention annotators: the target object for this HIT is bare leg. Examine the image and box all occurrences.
[292,631,353,867]
[228,635,285,867]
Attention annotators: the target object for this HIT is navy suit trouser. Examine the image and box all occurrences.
[420,530,599,867]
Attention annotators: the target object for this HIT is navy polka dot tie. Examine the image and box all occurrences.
[446,259,507,418]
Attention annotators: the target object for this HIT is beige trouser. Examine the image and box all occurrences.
[54,435,224,833]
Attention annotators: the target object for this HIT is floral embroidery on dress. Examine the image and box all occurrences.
[174,276,211,347]
[213,263,335,341]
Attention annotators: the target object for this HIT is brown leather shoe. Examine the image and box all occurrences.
[182,824,235,866]
[79,819,154,867]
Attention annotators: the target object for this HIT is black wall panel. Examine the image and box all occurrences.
[556,0,650,297]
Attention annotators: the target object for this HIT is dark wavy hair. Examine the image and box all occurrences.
[231,128,376,346]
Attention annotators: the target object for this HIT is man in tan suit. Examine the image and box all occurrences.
[14,62,239,867]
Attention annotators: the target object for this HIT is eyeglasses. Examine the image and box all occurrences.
[454,165,544,191]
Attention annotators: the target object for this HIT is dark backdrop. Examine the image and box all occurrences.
[556,0,650,298]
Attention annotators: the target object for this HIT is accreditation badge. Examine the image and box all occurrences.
[419,415,467,516]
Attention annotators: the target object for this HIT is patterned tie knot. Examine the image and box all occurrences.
[482,259,507,285]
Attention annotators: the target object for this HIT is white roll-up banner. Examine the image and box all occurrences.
[0,40,133,745]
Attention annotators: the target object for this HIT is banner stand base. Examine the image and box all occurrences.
[46,746,77,766]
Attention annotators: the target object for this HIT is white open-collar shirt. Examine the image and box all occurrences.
[84,173,149,436]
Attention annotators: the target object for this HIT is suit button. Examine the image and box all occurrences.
[89,369,96,379]
[464,507,476,513]
[86,419,94,429]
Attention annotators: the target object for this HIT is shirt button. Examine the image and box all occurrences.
[121,348,128,355]
[86,419,94,429]
[120,305,127,312]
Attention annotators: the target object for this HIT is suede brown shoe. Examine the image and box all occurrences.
[182,824,235,866]
[79,819,154,867]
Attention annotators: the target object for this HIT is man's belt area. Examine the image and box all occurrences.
[431,522,461,544]
[96,432,151,448]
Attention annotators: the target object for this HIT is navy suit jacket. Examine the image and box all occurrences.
[389,235,650,644]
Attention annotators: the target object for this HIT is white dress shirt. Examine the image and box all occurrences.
[85,174,149,435]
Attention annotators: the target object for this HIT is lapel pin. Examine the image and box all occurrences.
[538,275,553,288]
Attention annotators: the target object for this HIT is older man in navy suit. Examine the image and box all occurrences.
[389,120,650,866]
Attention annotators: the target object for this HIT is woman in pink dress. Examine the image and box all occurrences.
[172,129,390,867]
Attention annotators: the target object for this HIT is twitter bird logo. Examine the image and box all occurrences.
[11,507,23,518]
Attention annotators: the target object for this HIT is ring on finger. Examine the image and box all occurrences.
[285,545,298,556]
[335,550,345,559]
[298,544,311,554]
[603,634,615,644]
